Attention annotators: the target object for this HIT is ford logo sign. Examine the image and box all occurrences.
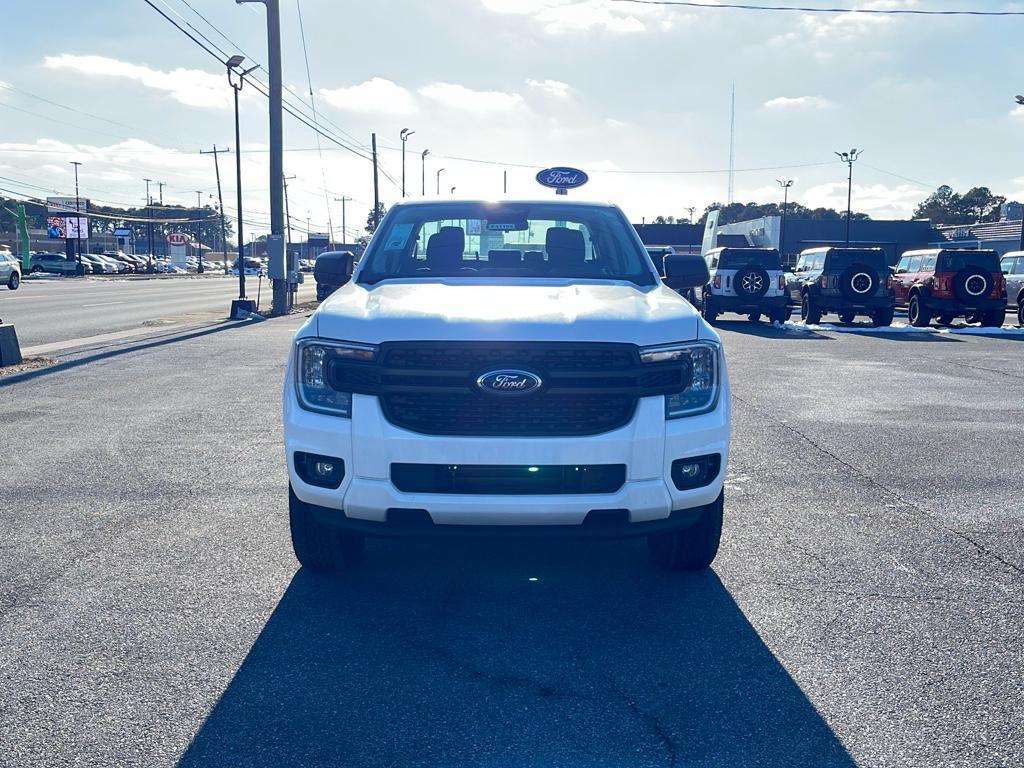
[535,167,589,190]
[476,369,543,396]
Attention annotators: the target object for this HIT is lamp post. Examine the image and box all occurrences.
[436,167,445,196]
[69,161,83,274]
[228,54,257,301]
[334,196,351,244]
[400,128,415,197]
[835,148,862,246]
[144,178,153,272]
[196,190,204,273]
[776,178,794,259]
[450,186,456,196]
[421,149,429,196]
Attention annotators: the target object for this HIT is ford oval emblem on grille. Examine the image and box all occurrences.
[476,369,543,396]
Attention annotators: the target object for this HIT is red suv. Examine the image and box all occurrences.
[893,249,1006,327]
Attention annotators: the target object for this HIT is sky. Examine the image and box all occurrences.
[2,0,1024,242]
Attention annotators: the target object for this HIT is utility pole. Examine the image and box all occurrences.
[371,132,381,230]
[334,196,351,244]
[835,149,862,246]
[283,174,296,257]
[200,145,230,274]
[228,56,258,302]
[196,190,204,273]
[503,169,507,195]
[436,167,445,196]
[144,178,154,272]
[421,149,429,196]
[70,161,83,274]
[156,181,166,257]
[238,0,287,314]
[400,127,415,197]
[776,178,794,259]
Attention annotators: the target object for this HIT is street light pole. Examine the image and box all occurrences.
[334,196,351,244]
[228,55,257,301]
[421,149,429,196]
[436,167,445,196]
[196,190,204,273]
[776,178,794,259]
[283,174,296,257]
[400,128,415,198]
[144,178,153,272]
[835,148,862,246]
[70,161,83,274]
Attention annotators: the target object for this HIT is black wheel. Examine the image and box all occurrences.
[871,308,894,327]
[980,309,1004,328]
[1018,300,1024,327]
[31,264,43,274]
[838,311,855,324]
[648,492,723,572]
[734,265,770,299]
[770,306,790,324]
[7,272,20,290]
[289,486,365,572]
[749,312,762,323]
[908,294,931,327]
[838,263,880,302]
[801,293,822,324]
[965,312,982,325]
[701,295,718,323]
[937,313,956,325]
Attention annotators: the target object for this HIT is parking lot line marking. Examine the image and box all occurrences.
[81,301,125,308]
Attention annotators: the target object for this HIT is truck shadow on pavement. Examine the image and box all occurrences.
[178,540,856,768]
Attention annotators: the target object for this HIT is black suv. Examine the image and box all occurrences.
[786,247,894,327]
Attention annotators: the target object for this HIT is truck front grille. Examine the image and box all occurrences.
[327,341,690,437]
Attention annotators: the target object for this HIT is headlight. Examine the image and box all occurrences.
[295,338,377,417]
[640,341,721,419]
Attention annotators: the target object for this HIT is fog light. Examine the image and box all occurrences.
[295,451,345,489]
[671,454,721,491]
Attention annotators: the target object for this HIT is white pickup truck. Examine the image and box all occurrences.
[283,199,730,572]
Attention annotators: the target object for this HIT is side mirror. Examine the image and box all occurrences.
[314,250,355,288]
[662,253,710,291]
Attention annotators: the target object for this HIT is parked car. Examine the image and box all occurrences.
[0,251,21,290]
[645,246,674,277]
[80,253,115,274]
[1000,251,1024,326]
[96,253,128,273]
[893,249,1006,327]
[30,252,81,275]
[313,250,355,301]
[696,247,789,324]
[103,251,138,272]
[787,247,895,327]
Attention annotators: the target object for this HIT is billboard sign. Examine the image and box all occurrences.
[46,216,66,238]
[46,196,89,214]
[65,217,89,240]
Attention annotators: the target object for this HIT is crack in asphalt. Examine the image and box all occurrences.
[604,676,679,768]
[733,394,1024,579]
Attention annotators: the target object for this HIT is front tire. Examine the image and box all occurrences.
[980,309,1004,328]
[1018,301,1024,327]
[838,311,855,324]
[749,312,762,323]
[801,294,822,324]
[770,306,790,324]
[701,296,718,323]
[289,486,365,572]
[7,272,19,290]
[871,308,894,327]
[648,492,723,572]
[937,313,956,325]
[908,294,931,327]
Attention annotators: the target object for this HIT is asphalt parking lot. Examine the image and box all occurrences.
[1,316,1022,768]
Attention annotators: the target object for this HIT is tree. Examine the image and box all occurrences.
[691,202,868,227]
[365,203,386,235]
[912,185,1007,225]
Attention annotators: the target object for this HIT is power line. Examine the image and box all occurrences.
[609,0,1024,15]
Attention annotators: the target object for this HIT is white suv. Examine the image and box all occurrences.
[0,250,20,290]
[283,200,731,572]
[697,247,790,323]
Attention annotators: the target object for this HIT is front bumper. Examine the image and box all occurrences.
[284,371,730,535]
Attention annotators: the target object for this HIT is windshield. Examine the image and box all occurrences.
[938,250,1000,271]
[358,202,656,286]
[718,250,781,269]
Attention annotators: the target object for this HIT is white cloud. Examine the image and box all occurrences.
[480,0,676,34]
[526,78,571,98]
[802,181,924,219]
[1010,105,1024,120]
[418,82,525,113]
[318,77,416,115]
[43,54,230,109]
[763,95,833,110]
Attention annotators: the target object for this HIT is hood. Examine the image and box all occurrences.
[313,279,702,346]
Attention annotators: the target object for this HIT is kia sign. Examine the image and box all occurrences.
[535,167,588,195]
[166,232,189,246]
